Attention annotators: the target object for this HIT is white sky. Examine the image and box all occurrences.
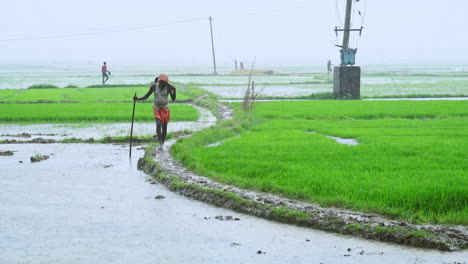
[1,0,467,66]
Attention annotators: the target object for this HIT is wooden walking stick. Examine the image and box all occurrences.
[129,93,137,158]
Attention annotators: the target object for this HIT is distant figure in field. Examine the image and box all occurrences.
[133,74,176,149]
[101,62,111,84]
[327,60,333,75]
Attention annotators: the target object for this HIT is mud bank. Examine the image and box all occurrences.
[137,148,467,251]
[137,103,467,252]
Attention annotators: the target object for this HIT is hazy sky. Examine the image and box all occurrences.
[1,0,467,66]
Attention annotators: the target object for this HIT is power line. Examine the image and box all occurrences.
[0,1,314,43]
[0,17,206,42]
[336,0,343,27]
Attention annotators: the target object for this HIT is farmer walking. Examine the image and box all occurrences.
[133,74,176,149]
[102,62,111,84]
[327,59,333,75]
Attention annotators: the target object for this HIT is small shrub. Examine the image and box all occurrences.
[28,84,59,89]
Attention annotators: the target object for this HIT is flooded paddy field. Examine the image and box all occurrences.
[1,63,467,263]
[2,64,467,99]
[0,106,215,142]
[199,85,327,98]
[1,143,466,263]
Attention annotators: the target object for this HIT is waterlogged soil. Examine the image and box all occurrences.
[0,106,215,143]
[201,83,467,99]
[200,85,328,98]
[2,144,467,264]
[2,102,467,262]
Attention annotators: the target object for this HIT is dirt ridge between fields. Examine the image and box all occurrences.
[137,102,467,251]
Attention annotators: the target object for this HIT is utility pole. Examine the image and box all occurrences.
[333,0,362,99]
[209,16,218,75]
[342,0,353,49]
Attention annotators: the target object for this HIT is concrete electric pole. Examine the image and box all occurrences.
[209,16,218,75]
[342,0,353,49]
[333,0,362,99]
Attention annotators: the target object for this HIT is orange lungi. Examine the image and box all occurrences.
[153,108,170,124]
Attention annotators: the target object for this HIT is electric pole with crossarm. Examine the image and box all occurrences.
[333,0,362,99]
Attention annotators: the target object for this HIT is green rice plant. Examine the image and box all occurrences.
[0,89,23,100]
[0,103,199,123]
[172,101,468,225]
[3,83,211,103]
[251,100,468,120]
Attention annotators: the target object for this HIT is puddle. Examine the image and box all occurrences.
[0,106,216,142]
[309,131,359,146]
[206,135,240,148]
[325,135,359,146]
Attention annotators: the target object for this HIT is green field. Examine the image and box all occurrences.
[172,100,468,225]
[0,103,199,123]
[0,83,212,103]
[254,100,468,119]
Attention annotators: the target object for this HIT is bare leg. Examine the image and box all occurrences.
[161,123,168,145]
[155,118,163,147]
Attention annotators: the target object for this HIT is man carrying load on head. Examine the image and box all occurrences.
[133,74,176,149]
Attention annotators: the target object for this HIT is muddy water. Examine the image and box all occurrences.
[0,106,216,142]
[1,144,466,263]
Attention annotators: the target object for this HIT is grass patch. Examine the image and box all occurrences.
[0,83,211,103]
[28,84,59,89]
[0,103,199,123]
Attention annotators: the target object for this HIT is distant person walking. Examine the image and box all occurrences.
[133,74,176,149]
[327,60,333,75]
[101,62,111,84]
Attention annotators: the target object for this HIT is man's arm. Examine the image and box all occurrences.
[134,84,155,101]
[168,84,176,101]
